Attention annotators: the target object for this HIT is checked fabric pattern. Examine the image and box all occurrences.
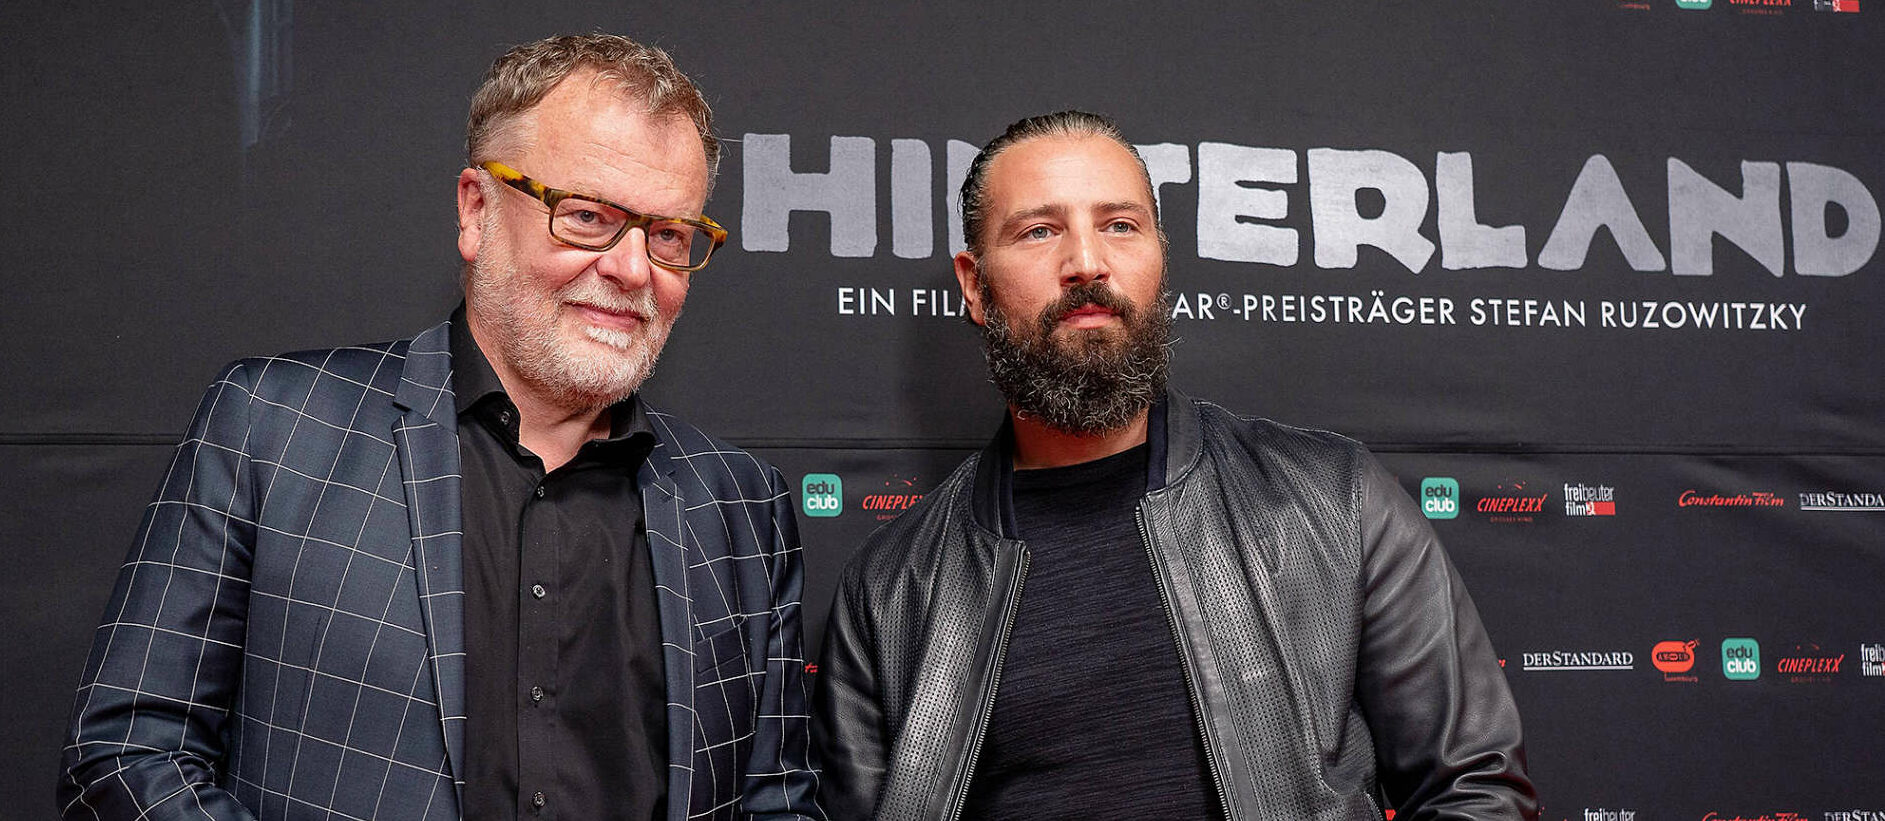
[59,321,823,821]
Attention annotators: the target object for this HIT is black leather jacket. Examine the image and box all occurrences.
[813,390,1538,820]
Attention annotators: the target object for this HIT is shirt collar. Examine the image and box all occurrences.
[450,304,507,417]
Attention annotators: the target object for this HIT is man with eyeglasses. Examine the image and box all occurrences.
[60,34,823,821]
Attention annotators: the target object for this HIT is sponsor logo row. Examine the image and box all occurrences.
[1415,478,1884,522]
[1653,0,1859,11]
[1614,0,1860,26]
[1580,812,1885,821]
[1513,641,1885,683]
[800,472,1885,525]
[801,473,926,521]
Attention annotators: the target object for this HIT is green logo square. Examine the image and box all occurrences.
[1677,0,1712,8]
[1721,638,1760,680]
[1420,477,1461,520]
[802,473,843,518]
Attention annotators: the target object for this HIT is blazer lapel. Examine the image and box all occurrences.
[638,436,696,819]
[391,321,468,797]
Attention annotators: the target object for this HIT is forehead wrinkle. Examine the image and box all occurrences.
[533,111,706,218]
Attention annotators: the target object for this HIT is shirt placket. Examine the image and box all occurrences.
[517,475,561,818]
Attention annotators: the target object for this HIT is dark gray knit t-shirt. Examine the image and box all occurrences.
[959,443,1221,820]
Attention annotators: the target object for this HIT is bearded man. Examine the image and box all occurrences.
[60,35,823,821]
[812,111,1537,820]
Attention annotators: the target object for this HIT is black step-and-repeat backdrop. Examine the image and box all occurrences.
[4,2,1880,818]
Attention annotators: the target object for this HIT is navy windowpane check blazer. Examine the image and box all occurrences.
[59,320,825,820]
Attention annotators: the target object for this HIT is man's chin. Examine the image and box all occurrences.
[565,319,637,351]
[1047,327,1130,358]
[527,340,648,404]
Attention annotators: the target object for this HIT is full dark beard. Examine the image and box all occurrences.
[980,278,1173,436]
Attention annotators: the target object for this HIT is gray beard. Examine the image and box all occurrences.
[979,279,1173,436]
[465,241,674,415]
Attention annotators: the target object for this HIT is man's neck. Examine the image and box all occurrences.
[508,387,611,473]
[1008,406,1151,470]
[467,311,612,472]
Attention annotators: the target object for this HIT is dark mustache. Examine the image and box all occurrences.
[1039,281,1136,328]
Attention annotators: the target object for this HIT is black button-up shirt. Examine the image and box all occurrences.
[450,310,668,821]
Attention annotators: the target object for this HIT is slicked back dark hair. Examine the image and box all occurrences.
[958,110,1158,256]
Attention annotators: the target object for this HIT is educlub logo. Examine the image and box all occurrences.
[1722,638,1761,681]
[1420,477,1460,520]
[801,473,843,518]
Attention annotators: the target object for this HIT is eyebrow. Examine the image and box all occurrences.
[1094,200,1154,218]
[997,204,1065,237]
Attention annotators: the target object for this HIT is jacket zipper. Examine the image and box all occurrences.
[1139,507,1235,819]
[944,548,1029,821]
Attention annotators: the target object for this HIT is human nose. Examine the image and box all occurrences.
[1061,225,1108,286]
[593,225,656,290]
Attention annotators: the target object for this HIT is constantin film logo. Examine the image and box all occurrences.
[1476,480,1548,523]
[1652,639,1700,682]
[1677,489,1785,509]
[1701,814,1807,821]
[801,473,843,518]
[1564,482,1616,516]
[1520,650,1634,672]
[860,474,925,522]
[1797,490,1885,512]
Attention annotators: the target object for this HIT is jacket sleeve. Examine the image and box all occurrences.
[741,465,828,820]
[58,362,261,821]
[1351,453,1539,820]
[809,556,889,820]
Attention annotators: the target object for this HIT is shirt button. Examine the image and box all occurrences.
[498,410,513,425]
[532,791,546,808]
[531,584,547,599]
[530,685,544,703]
[534,486,546,498]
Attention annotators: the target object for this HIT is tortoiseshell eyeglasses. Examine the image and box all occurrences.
[478,160,727,272]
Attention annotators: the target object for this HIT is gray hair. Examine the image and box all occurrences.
[466,33,720,188]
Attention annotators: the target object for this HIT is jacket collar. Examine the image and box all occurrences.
[392,321,457,422]
[971,386,1201,539]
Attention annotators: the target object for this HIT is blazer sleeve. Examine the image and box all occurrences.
[740,465,828,820]
[1351,453,1539,820]
[58,361,262,821]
